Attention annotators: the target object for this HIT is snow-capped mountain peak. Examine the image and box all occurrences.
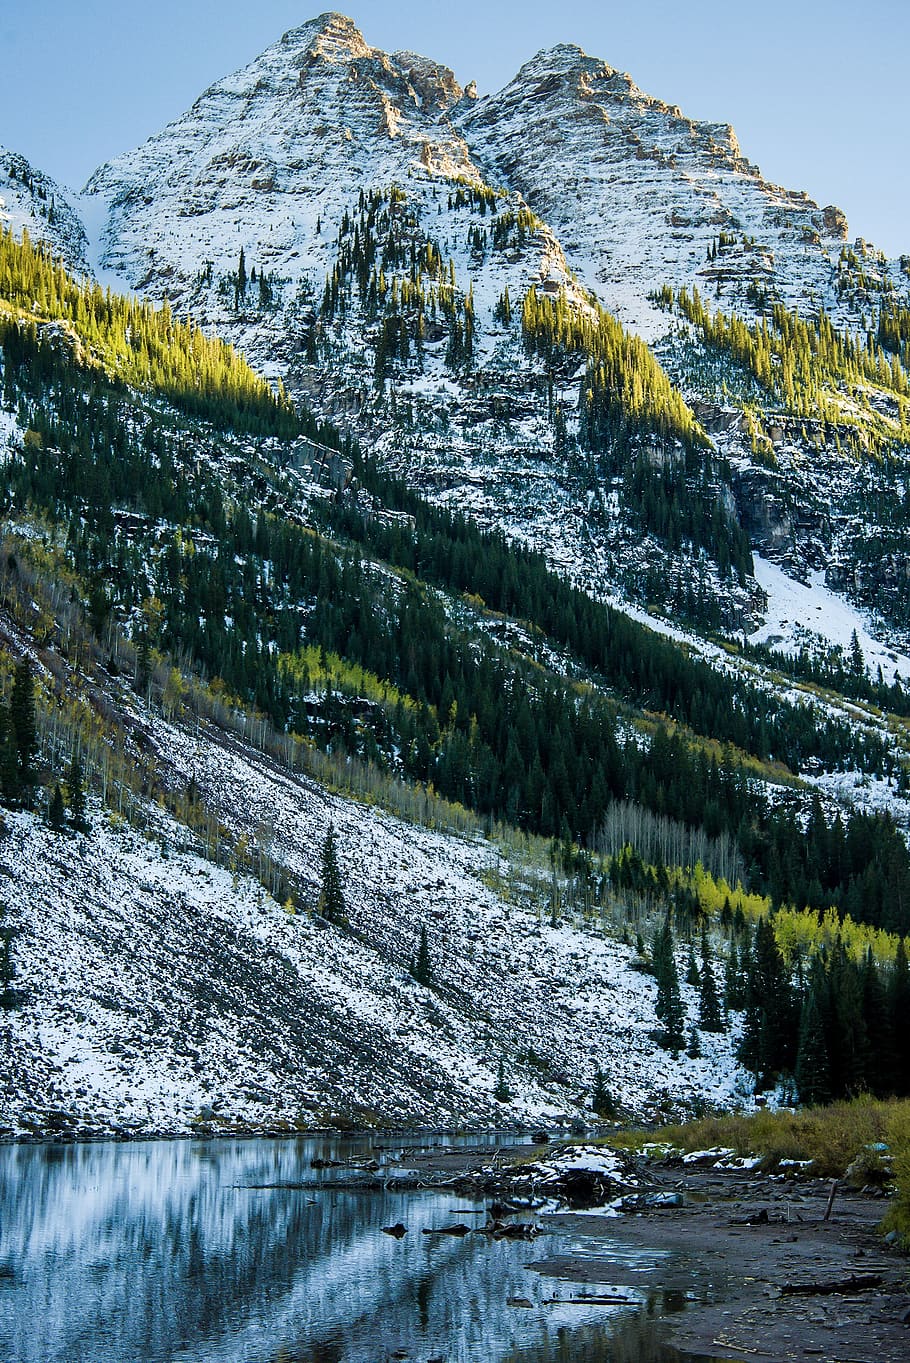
[289,9,375,62]
[7,11,907,642]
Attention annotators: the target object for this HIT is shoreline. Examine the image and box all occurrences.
[311,1136,910,1363]
[530,1155,910,1363]
[5,1130,909,1359]
[0,1120,541,1147]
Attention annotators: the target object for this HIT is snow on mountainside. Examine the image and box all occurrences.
[456,44,865,339]
[82,13,894,352]
[1,12,908,646]
[2,11,910,1135]
[0,145,88,274]
[84,13,482,334]
[68,11,910,646]
[1,708,746,1141]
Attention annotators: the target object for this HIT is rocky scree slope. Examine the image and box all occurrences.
[0,685,746,1142]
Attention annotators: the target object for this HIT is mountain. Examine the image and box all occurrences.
[457,42,855,337]
[1,14,910,1137]
[75,12,910,637]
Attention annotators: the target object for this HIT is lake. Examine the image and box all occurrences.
[0,1133,726,1362]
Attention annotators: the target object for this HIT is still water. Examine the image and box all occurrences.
[0,1133,723,1363]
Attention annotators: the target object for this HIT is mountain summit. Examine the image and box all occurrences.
[0,10,899,635]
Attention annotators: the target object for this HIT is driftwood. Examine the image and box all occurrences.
[779,1272,883,1297]
[823,1178,838,1220]
[712,1339,776,1357]
[544,1294,634,1306]
[421,1223,472,1237]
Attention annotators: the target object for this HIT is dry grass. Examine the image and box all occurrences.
[607,1097,910,1248]
[882,1103,910,1241]
[610,1096,910,1180]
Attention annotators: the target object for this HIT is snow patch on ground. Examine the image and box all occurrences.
[751,553,910,684]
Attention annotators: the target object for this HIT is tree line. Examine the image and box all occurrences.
[3,236,910,942]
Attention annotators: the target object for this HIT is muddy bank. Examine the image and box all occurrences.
[527,1157,910,1362]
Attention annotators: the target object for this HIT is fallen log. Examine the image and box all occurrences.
[779,1272,883,1297]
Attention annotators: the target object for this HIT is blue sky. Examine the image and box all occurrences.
[1,0,907,256]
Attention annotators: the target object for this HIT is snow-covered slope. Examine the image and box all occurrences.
[84,14,484,343]
[0,708,745,1141]
[83,15,895,353]
[751,553,910,684]
[456,44,867,339]
[2,16,909,1140]
[66,12,910,638]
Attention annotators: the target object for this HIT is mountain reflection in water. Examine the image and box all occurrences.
[0,1135,711,1363]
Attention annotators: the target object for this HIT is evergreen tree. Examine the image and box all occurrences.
[698,929,724,1032]
[685,947,700,987]
[88,581,111,639]
[723,943,740,1015]
[0,710,18,803]
[891,940,910,1095]
[66,754,87,833]
[494,1058,511,1102]
[653,915,686,1054]
[411,924,432,986]
[848,629,866,682]
[591,1066,615,1117]
[48,782,65,831]
[861,948,894,1098]
[687,1025,701,1059]
[739,917,795,1088]
[318,824,345,923]
[795,959,831,1105]
[828,939,868,1097]
[0,901,17,1008]
[136,630,151,693]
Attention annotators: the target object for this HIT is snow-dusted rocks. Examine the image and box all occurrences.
[82,12,477,323]
[456,43,860,339]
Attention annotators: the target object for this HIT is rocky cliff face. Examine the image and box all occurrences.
[83,14,887,347]
[84,13,480,324]
[456,43,857,338]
